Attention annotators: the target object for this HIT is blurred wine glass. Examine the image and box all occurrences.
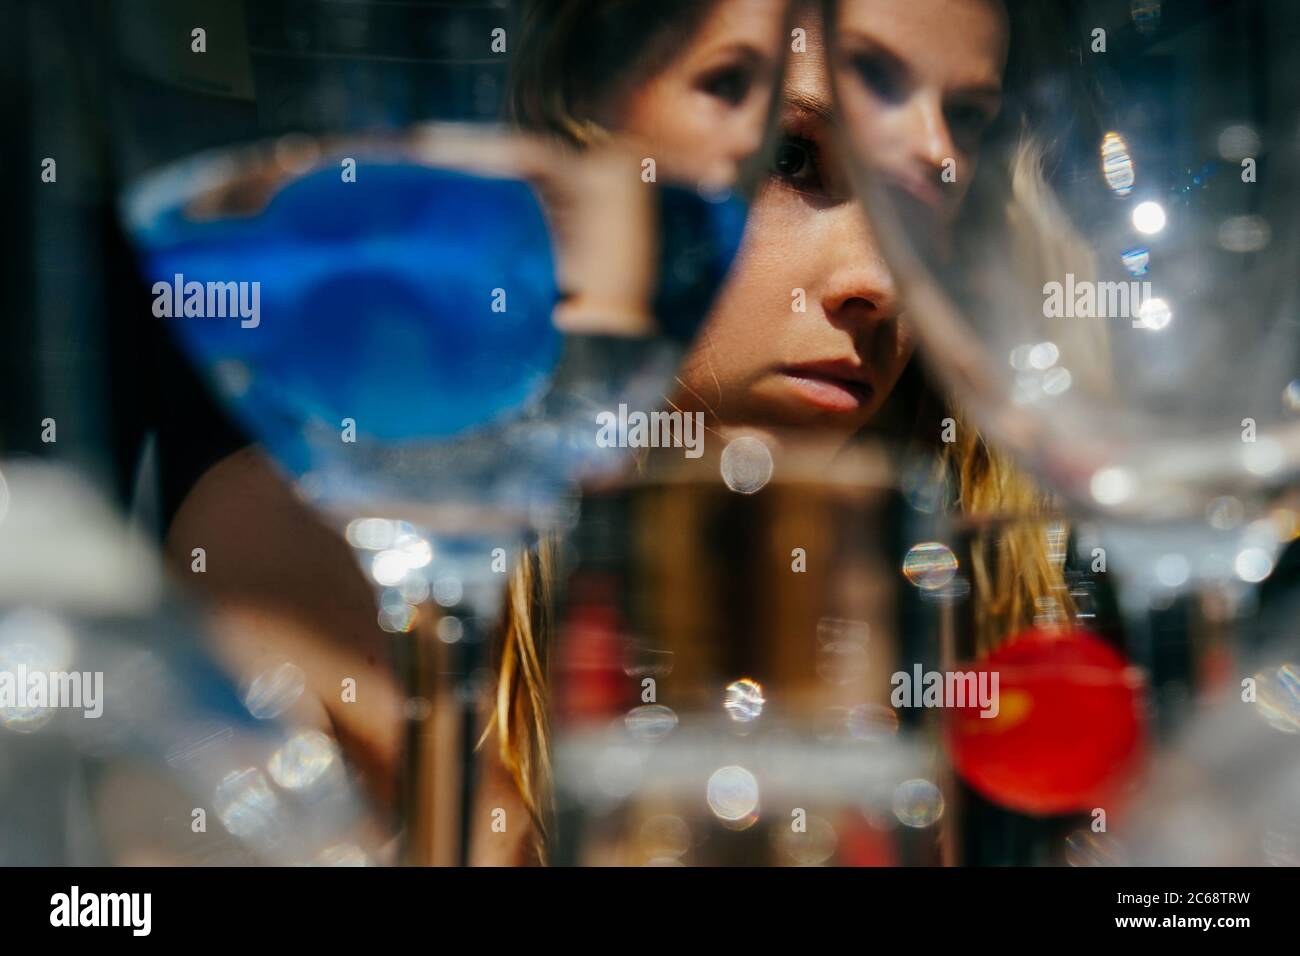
[114,0,792,863]
[547,465,933,865]
[822,0,1300,862]
[0,461,382,865]
[827,0,1300,610]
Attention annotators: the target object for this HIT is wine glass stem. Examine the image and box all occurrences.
[392,604,487,866]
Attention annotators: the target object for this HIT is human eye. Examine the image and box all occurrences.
[849,50,905,104]
[698,61,756,106]
[945,100,997,149]
[771,133,824,193]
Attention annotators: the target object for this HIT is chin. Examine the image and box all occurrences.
[724,389,874,444]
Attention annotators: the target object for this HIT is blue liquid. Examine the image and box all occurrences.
[137,164,562,478]
[127,158,746,488]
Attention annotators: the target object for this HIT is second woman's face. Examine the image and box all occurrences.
[615,1,1008,452]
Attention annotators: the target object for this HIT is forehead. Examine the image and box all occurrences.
[836,0,1009,89]
[687,0,790,60]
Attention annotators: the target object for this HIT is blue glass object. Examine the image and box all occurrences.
[124,150,747,505]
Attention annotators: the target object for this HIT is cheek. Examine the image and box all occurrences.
[677,198,808,386]
[712,194,814,336]
[623,80,708,162]
[880,321,917,388]
[839,95,902,166]
[625,82,755,185]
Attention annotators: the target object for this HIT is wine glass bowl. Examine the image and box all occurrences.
[826,0,1300,597]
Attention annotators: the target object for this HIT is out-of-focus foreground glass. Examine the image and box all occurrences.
[826,0,1300,863]
[0,462,383,864]
[547,458,1138,865]
[828,0,1300,602]
[114,0,792,863]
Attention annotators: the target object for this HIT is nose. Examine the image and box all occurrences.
[902,91,957,174]
[818,204,901,330]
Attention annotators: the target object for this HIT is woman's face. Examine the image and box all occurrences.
[833,0,1008,222]
[614,1,1008,452]
[616,0,787,186]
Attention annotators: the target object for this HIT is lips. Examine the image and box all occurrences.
[779,361,875,413]
[879,169,952,222]
[893,174,945,212]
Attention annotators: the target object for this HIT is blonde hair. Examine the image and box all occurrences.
[485,533,556,859]
[487,0,1096,860]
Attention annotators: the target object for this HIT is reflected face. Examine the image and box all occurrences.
[833,0,1008,221]
[605,2,1009,452]
[672,20,913,443]
[614,0,787,185]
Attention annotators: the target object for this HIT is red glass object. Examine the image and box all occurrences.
[944,628,1146,816]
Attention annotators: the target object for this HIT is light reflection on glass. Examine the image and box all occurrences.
[1065,829,1128,866]
[436,615,464,644]
[1216,123,1260,161]
[213,358,253,398]
[640,814,691,861]
[1132,200,1166,235]
[315,843,371,866]
[1121,247,1150,276]
[1284,380,1300,414]
[432,574,464,607]
[163,720,235,767]
[378,603,418,633]
[0,608,76,733]
[723,678,765,723]
[1136,297,1172,331]
[720,436,773,494]
[1100,132,1135,195]
[1255,664,1300,733]
[902,542,958,591]
[268,729,342,791]
[891,778,944,828]
[214,767,285,842]
[243,662,307,720]
[371,549,412,587]
[1242,437,1284,477]
[1042,366,1072,396]
[622,643,675,678]
[706,765,760,829]
[1028,341,1059,370]
[1206,496,1245,530]
[1091,467,1135,506]
[624,704,679,742]
[1234,546,1274,583]
[1218,214,1271,252]
[1130,0,1161,35]
[847,703,900,740]
[775,815,838,865]
[899,453,949,514]
[1154,553,1191,589]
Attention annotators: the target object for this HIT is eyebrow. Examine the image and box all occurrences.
[950,85,1004,108]
[784,88,834,124]
[699,42,771,69]
[837,30,909,80]
[838,29,1003,100]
